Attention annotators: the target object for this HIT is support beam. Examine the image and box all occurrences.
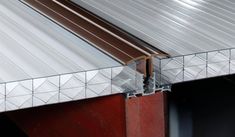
[126,92,167,137]
[7,93,166,137]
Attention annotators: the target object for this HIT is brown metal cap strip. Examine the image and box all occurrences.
[21,0,168,76]
[56,0,160,56]
[22,0,151,62]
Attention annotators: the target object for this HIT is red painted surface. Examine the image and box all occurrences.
[126,92,166,137]
[7,93,166,137]
[7,95,126,137]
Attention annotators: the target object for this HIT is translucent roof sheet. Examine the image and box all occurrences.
[75,0,235,89]
[0,0,143,112]
[74,0,235,56]
[0,0,120,83]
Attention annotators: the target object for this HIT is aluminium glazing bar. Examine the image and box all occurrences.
[21,0,166,77]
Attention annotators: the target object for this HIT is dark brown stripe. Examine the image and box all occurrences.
[21,0,167,76]
[58,0,161,55]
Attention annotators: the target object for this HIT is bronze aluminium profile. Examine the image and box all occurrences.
[59,0,169,77]
[21,0,167,77]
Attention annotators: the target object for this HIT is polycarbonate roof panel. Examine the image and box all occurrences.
[0,0,120,82]
[0,0,144,112]
[74,0,235,56]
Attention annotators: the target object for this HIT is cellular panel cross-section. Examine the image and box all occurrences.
[0,0,143,112]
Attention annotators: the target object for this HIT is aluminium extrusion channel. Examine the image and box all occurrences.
[73,0,235,89]
[0,0,144,112]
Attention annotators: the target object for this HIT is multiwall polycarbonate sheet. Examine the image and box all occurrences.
[0,65,143,112]
[0,0,144,112]
[74,0,235,56]
[153,48,235,87]
[0,0,121,82]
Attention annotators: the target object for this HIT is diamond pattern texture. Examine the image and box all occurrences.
[0,66,142,112]
[155,49,235,87]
